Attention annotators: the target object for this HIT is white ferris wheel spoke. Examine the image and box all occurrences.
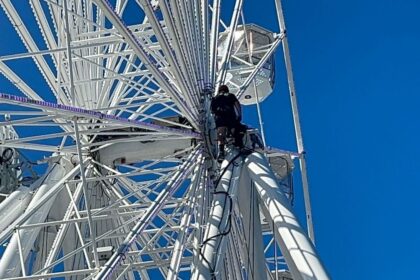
[0,0,329,279]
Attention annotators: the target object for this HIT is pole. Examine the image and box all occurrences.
[73,119,100,268]
[274,0,315,243]
[192,149,243,279]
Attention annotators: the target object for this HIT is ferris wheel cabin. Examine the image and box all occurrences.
[218,24,275,105]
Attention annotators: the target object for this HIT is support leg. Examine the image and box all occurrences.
[237,168,267,280]
[192,151,243,279]
[244,152,329,280]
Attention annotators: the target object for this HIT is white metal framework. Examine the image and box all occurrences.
[0,0,328,279]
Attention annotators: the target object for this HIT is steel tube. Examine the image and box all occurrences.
[244,152,329,280]
[237,166,267,279]
[274,0,315,243]
[0,163,67,277]
[192,150,243,280]
[0,186,32,233]
[73,119,100,267]
[0,159,86,244]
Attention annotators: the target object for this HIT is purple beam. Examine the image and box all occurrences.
[0,93,200,138]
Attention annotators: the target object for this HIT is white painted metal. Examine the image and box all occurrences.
[218,24,280,105]
[242,22,269,146]
[94,148,201,280]
[0,160,86,245]
[41,181,91,274]
[0,187,32,234]
[98,138,192,165]
[209,0,222,84]
[237,165,267,280]
[73,119,101,268]
[274,0,316,243]
[63,0,77,106]
[236,34,284,102]
[0,162,67,277]
[167,158,204,280]
[92,0,199,127]
[0,0,328,279]
[244,152,329,280]
[216,0,244,87]
[253,81,267,147]
[192,149,243,280]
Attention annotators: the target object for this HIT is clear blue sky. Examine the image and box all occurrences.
[240,0,420,279]
[1,1,419,279]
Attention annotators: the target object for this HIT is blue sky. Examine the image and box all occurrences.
[240,0,420,279]
[1,0,419,279]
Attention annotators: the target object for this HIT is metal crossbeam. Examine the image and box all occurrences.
[0,0,326,279]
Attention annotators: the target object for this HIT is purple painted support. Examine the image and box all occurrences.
[0,93,200,138]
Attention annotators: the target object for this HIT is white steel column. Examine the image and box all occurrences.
[0,160,87,245]
[274,0,315,243]
[0,163,66,278]
[0,186,32,233]
[63,0,76,106]
[73,119,100,268]
[192,150,243,280]
[237,166,267,280]
[244,152,329,280]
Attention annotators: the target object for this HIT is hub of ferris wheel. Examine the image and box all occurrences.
[0,1,329,279]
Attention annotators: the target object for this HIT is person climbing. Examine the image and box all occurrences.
[211,85,245,162]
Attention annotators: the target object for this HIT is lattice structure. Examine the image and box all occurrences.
[0,1,328,279]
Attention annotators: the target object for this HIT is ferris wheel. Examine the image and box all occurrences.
[0,0,329,279]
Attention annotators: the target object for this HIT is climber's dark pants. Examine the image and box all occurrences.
[216,123,246,148]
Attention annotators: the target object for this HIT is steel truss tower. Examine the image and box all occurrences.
[0,0,329,279]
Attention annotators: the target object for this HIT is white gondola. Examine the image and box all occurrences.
[218,24,276,105]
